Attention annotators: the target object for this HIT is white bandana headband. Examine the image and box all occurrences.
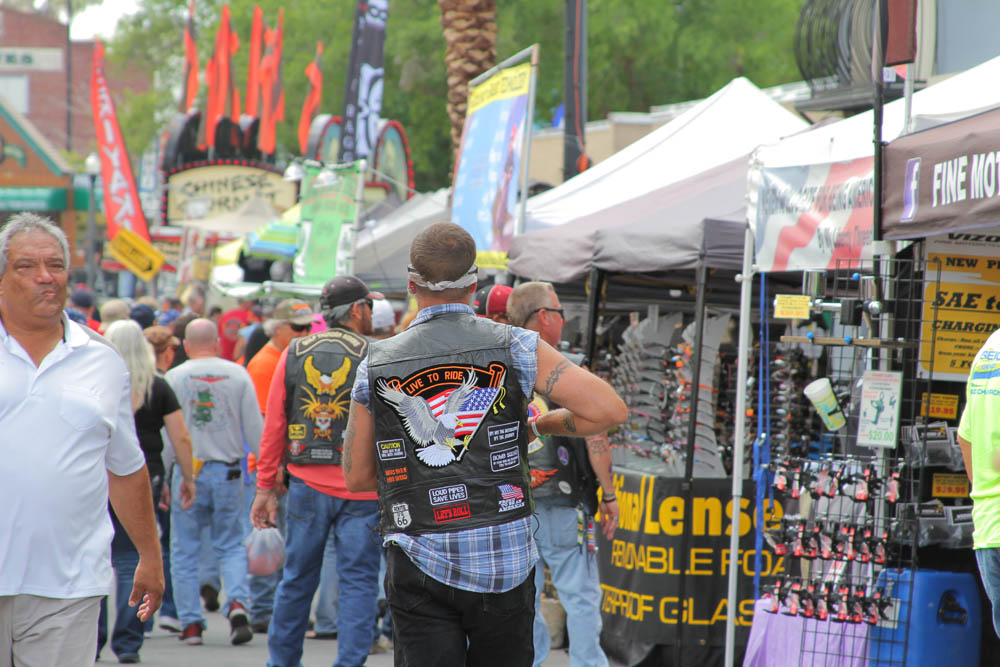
[408,262,478,291]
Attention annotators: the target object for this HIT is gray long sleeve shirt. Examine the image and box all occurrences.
[165,356,262,462]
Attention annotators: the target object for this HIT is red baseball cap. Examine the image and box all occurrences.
[474,284,512,318]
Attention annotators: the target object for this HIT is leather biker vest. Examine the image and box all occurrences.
[368,312,532,535]
[283,327,368,465]
[527,393,599,514]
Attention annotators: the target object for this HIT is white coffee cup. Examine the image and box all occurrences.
[803,378,846,431]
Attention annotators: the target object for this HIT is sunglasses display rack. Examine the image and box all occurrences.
[754,256,955,667]
[609,310,741,478]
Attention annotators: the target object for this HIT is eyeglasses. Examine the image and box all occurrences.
[289,322,311,333]
[357,297,374,309]
[522,306,564,325]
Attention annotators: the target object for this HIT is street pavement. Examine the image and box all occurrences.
[100,606,573,666]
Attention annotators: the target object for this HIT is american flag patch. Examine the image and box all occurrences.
[499,483,524,500]
[427,387,502,438]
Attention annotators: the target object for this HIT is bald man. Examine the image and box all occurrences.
[165,319,264,646]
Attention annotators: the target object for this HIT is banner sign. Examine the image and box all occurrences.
[451,62,533,268]
[294,162,361,284]
[752,158,873,273]
[90,41,150,241]
[884,107,1000,240]
[338,0,388,163]
[598,472,783,646]
[163,162,296,223]
[919,228,1000,381]
[108,228,166,282]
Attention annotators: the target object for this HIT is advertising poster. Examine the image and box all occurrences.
[294,162,360,284]
[857,370,903,448]
[752,157,873,273]
[920,227,1000,381]
[451,62,533,268]
[597,473,782,647]
[339,0,388,163]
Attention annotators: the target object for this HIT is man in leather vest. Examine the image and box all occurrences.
[343,222,627,666]
[250,275,381,667]
[509,281,619,667]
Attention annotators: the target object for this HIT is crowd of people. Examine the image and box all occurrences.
[0,213,627,667]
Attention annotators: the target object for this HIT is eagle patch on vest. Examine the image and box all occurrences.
[375,362,508,468]
[298,354,352,439]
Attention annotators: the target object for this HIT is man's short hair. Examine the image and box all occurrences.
[409,222,476,294]
[0,212,70,274]
[508,281,555,327]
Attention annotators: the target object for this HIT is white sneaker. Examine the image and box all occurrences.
[159,615,182,633]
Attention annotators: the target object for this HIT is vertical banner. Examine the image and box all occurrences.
[90,41,150,241]
[919,228,1000,381]
[598,473,781,648]
[294,162,361,284]
[338,0,389,163]
[181,0,199,113]
[450,48,536,269]
[299,42,324,155]
[751,157,874,273]
[257,8,284,155]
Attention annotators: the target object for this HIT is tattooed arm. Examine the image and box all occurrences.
[343,401,378,492]
[532,340,626,437]
[585,432,619,539]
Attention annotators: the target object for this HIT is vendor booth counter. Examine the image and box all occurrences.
[596,474,779,665]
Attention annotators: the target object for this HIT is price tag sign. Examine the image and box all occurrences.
[932,473,970,498]
[774,294,812,320]
[857,370,903,448]
[919,393,959,420]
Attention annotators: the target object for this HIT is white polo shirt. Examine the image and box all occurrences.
[0,313,146,598]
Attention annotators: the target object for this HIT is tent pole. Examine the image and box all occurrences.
[584,268,603,365]
[674,258,708,666]
[724,225,755,667]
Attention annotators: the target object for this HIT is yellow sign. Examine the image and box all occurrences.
[108,228,166,282]
[477,250,508,271]
[920,230,1000,381]
[468,63,531,114]
[932,473,970,498]
[773,294,812,320]
[920,392,959,419]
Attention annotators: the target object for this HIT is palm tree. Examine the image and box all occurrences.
[438,0,497,160]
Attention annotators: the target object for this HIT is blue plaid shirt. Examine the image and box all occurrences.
[352,303,539,592]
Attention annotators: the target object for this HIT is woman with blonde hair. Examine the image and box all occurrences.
[98,320,197,663]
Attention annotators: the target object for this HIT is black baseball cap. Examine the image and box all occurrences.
[70,288,95,309]
[320,275,375,309]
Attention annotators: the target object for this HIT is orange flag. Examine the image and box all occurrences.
[181,0,199,113]
[205,4,241,148]
[257,8,284,154]
[245,6,264,118]
[298,42,323,155]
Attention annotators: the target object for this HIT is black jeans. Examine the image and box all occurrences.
[385,545,535,667]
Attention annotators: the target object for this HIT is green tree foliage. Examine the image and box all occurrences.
[107,0,802,192]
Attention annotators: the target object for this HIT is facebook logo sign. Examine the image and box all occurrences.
[901,157,921,222]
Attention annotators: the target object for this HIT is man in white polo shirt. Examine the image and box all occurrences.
[0,213,163,666]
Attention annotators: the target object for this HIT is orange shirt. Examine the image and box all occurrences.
[257,347,377,501]
[247,343,283,415]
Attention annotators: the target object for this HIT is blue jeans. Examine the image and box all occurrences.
[976,547,1000,637]
[170,463,250,627]
[532,500,608,667]
[151,474,177,623]
[249,471,287,624]
[97,509,143,658]
[313,532,339,634]
[267,477,380,667]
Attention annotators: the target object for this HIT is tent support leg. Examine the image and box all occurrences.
[584,268,603,364]
[674,259,708,666]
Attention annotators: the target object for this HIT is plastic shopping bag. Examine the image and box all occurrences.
[245,527,286,576]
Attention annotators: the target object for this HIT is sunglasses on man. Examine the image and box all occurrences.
[289,322,311,333]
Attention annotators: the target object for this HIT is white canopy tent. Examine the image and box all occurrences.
[525,77,809,230]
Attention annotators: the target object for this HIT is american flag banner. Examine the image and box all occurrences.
[750,157,874,273]
[427,387,502,438]
[498,483,524,501]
